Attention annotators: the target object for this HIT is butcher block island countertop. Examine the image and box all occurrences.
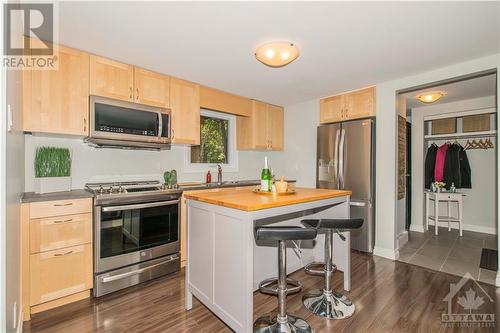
[184,187,352,211]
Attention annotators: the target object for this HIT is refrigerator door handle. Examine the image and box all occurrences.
[334,129,340,186]
[350,201,366,207]
[338,129,346,189]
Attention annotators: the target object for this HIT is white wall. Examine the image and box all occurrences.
[374,54,499,262]
[275,99,320,188]
[411,96,497,234]
[24,135,283,191]
[4,70,24,333]
[2,4,25,331]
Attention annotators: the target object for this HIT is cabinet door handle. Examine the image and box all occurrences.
[136,88,139,101]
[171,128,175,140]
[53,218,73,224]
[53,202,73,207]
[129,87,133,99]
[83,117,87,132]
[54,251,73,257]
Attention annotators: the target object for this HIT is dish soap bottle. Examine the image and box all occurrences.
[450,182,456,193]
[261,156,271,192]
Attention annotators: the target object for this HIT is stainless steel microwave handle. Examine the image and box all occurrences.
[158,112,163,138]
[101,256,178,283]
[102,199,179,212]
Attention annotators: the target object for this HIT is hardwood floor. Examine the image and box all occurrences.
[24,252,499,333]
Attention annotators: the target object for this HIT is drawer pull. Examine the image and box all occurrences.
[53,218,73,224]
[53,203,73,207]
[54,251,73,257]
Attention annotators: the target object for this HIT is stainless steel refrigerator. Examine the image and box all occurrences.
[317,118,375,252]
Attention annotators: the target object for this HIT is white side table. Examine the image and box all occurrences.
[425,191,464,236]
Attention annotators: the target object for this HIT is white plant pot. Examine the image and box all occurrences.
[34,177,72,194]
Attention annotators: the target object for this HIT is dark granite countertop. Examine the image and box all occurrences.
[21,180,296,203]
[21,189,94,203]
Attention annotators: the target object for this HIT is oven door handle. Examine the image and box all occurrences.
[102,200,179,212]
[101,256,178,283]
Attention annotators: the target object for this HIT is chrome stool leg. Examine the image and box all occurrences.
[254,240,312,333]
[302,229,355,319]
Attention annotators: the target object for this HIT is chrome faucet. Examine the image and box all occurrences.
[217,164,223,185]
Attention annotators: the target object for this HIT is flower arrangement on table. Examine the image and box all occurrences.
[433,181,446,192]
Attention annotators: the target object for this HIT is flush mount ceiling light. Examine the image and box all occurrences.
[255,42,299,68]
[416,91,447,104]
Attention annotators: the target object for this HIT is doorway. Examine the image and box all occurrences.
[396,72,498,285]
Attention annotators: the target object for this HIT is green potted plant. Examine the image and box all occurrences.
[34,147,72,193]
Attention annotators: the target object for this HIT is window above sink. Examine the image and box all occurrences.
[183,109,238,173]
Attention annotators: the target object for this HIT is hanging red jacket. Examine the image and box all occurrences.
[434,143,448,182]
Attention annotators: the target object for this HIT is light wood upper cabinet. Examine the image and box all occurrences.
[134,68,170,108]
[24,45,90,136]
[320,95,344,123]
[237,101,284,151]
[252,100,270,149]
[200,86,252,117]
[170,78,200,145]
[268,105,284,151]
[320,86,376,123]
[90,55,134,101]
[344,86,376,120]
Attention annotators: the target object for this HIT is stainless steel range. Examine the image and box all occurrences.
[86,180,181,297]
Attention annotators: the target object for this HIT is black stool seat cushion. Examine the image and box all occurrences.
[255,226,317,241]
[301,218,364,230]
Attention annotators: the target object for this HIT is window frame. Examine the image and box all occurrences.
[183,109,238,173]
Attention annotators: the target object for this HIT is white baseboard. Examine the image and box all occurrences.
[409,224,425,233]
[373,246,399,260]
[397,231,409,249]
[427,221,497,235]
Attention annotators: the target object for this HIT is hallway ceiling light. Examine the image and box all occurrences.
[416,91,447,104]
[255,42,299,68]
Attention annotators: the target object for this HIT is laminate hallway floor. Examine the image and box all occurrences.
[24,251,499,333]
[398,227,498,285]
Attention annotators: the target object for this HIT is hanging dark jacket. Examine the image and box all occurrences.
[424,144,438,189]
[443,144,461,189]
[459,146,472,188]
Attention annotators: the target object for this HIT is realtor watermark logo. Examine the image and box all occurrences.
[3,2,58,69]
[442,272,495,329]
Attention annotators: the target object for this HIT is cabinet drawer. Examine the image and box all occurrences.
[30,244,92,305]
[30,213,92,254]
[30,198,92,219]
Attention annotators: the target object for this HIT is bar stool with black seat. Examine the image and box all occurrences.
[301,218,364,319]
[254,226,318,333]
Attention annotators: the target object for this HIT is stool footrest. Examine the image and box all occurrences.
[258,277,302,295]
[305,262,325,276]
[304,262,337,276]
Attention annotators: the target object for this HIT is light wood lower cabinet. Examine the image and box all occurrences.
[30,244,92,305]
[22,198,93,321]
[30,213,92,254]
[29,197,92,219]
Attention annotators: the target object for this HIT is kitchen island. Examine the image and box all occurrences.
[184,187,352,333]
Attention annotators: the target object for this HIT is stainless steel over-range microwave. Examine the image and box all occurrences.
[85,95,171,150]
